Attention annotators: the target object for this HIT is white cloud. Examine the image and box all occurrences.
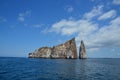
[65,5,74,13]
[0,17,7,23]
[50,5,103,36]
[83,5,103,20]
[50,19,98,36]
[46,5,120,52]
[110,16,120,25]
[113,0,120,5]
[98,10,116,20]
[18,11,31,22]
[93,14,120,49]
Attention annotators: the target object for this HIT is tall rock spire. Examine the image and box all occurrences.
[79,40,87,59]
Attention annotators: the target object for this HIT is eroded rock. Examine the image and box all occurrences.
[79,40,87,59]
[28,38,77,59]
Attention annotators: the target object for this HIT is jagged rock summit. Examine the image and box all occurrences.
[79,40,87,59]
[29,38,77,59]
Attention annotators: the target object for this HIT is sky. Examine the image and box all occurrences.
[0,0,120,58]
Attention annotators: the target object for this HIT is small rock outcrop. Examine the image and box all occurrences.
[29,38,77,59]
[79,40,87,59]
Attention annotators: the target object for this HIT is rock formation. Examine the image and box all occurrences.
[29,38,77,59]
[79,40,87,59]
[29,47,52,58]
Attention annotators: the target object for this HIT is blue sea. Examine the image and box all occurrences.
[0,57,120,80]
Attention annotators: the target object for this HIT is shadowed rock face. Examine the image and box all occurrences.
[29,38,77,59]
[79,40,87,59]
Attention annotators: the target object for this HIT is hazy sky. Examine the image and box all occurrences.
[0,0,120,58]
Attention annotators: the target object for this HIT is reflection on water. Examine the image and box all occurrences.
[78,60,88,80]
[55,60,77,79]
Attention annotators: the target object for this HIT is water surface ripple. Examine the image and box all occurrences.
[0,57,120,80]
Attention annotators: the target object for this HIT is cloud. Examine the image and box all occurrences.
[0,17,7,23]
[86,17,120,48]
[18,11,31,22]
[98,10,116,20]
[83,5,103,20]
[65,5,74,13]
[50,19,98,36]
[112,0,120,5]
[46,5,120,52]
[49,5,103,36]
[77,17,120,51]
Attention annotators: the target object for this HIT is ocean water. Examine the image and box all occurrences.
[0,57,120,80]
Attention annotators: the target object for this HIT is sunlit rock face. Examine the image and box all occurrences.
[79,40,87,59]
[28,38,77,59]
[29,47,52,58]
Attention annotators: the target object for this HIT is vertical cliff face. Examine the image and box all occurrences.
[28,38,77,59]
[79,40,87,59]
[64,38,77,59]
[51,44,66,58]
